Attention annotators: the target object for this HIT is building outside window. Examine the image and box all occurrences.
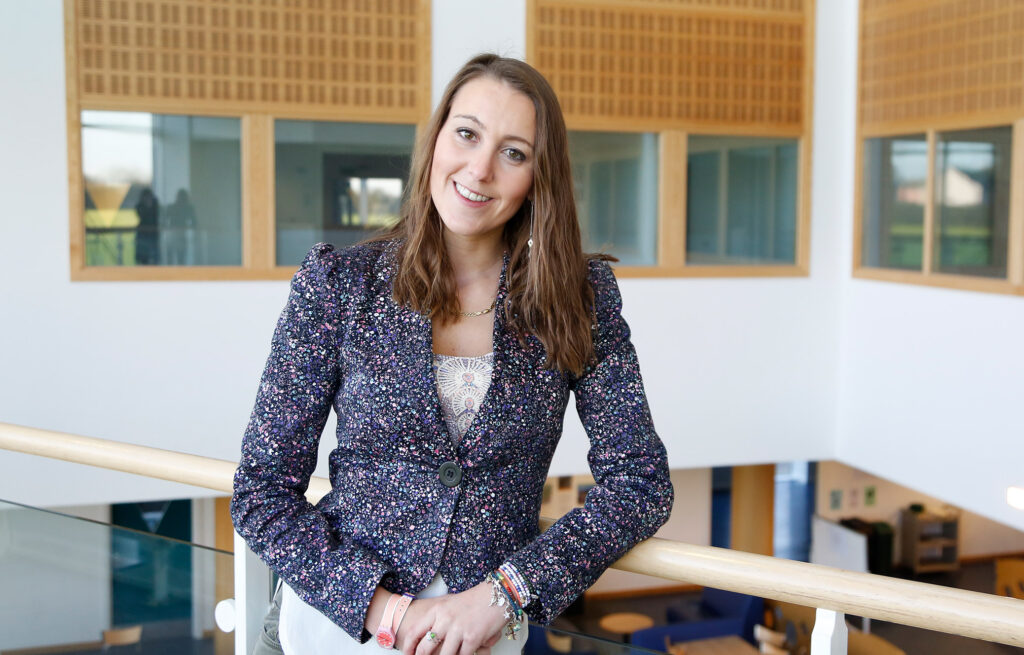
[933,126,1012,279]
[81,111,242,267]
[274,120,416,266]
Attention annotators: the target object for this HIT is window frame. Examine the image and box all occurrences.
[67,107,423,282]
[853,0,1024,297]
[852,118,1024,297]
[526,0,816,279]
[584,125,812,280]
[63,0,430,282]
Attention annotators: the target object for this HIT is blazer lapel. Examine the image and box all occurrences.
[458,254,515,460]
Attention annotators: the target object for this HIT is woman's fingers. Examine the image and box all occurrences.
[414,627,446,655]
[440,631,465,655]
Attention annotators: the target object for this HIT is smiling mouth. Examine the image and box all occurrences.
[454,181,492,203]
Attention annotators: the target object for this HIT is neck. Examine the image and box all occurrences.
[443,230,504,283]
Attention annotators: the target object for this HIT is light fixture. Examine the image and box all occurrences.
[1008,486,1024,510]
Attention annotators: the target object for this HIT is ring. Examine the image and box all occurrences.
[426,631,442,644]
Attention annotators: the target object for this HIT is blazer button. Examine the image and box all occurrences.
[438,461,462,488]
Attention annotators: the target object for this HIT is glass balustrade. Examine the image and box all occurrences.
[0,498,233,654]
[524,622,664,655]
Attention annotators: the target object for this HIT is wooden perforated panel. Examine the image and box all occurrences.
[72,0,429,121]
[531,1,808,131]
[599,0,802,11]
[860,0,1024,133]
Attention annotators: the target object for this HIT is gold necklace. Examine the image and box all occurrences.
[460,297,497,317]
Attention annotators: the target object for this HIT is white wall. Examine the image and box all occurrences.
[837,282,1024,532]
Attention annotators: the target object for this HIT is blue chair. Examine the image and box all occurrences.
[660,587,764,645]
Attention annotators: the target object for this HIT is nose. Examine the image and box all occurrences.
[466,149,494,182]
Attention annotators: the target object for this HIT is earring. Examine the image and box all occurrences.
[527,201,534,252]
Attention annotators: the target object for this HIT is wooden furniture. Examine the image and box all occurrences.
[667,635,759,655]
[995,558,1024,599]
[900,509,960,575]
[598,612,654,643]
[102,625,142,651]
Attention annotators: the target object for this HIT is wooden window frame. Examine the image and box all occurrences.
[854,0,1024,297]
[64,0,430,282]
[549,123,812,279]
[852,119,1024,298]
[526,0,815,279]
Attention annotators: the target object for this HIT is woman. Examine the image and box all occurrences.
[232,53,673,655]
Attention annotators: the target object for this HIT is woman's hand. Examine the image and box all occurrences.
[396,582,509,655]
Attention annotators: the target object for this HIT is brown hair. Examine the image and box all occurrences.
[380,53,607,376]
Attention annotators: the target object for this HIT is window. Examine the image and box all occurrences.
[861,135,927,271]
[933,127,1012,279]
[569,131,659,266]
[81,112,242,267]
[687,136,798,266]
[65,1,430,281]
[858,125,1019,289]
[274,120,416,266]
[855,1,1024,295]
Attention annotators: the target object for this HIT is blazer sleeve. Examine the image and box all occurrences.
[502,259,674,624]
[231,243,391,642]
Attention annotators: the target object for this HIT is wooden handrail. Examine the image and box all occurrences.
[2,421,1023,647]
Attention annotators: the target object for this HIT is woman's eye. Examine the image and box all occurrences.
[504,148,526,163]
[456,128,476,141]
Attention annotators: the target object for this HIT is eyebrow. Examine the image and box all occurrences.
[453,113,534,150]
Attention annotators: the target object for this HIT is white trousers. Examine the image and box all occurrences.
[280,573,528,655]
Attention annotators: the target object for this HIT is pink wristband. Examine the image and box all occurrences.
[375,593,401,649]
[391,593,415,643]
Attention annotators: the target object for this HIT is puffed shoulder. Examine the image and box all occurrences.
[296,241,375,276]
[293,240,395,291]
[585,257,617,288]
[585,257,625,323]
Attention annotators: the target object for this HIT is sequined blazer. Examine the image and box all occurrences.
[231,242,673,642]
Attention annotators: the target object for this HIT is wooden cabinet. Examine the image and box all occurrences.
[900,509,959,574]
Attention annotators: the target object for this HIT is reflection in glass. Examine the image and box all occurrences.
[275,120,415,265]
[687,136,798,265]
[81,111,242,266]
[934,127,1011,278]
[569,131,658,266]
[0,498,231,653]
[861,135,927,270]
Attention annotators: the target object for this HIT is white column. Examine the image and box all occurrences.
[810,608,848,655]
[234,530,272,655]
[191,498,216,640]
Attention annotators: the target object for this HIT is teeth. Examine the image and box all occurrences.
[455,182,491,202]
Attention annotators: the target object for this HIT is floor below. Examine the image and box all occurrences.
[572,561,1024,655]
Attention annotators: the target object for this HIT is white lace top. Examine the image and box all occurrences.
[432,352,494,445]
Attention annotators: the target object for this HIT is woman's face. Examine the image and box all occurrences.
[430,76,536,245]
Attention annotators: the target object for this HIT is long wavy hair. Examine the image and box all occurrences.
[380,53,606,376]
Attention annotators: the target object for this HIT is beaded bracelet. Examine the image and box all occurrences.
[492,570,522,606]
[486,572,525,640]
[497,564,534,608]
